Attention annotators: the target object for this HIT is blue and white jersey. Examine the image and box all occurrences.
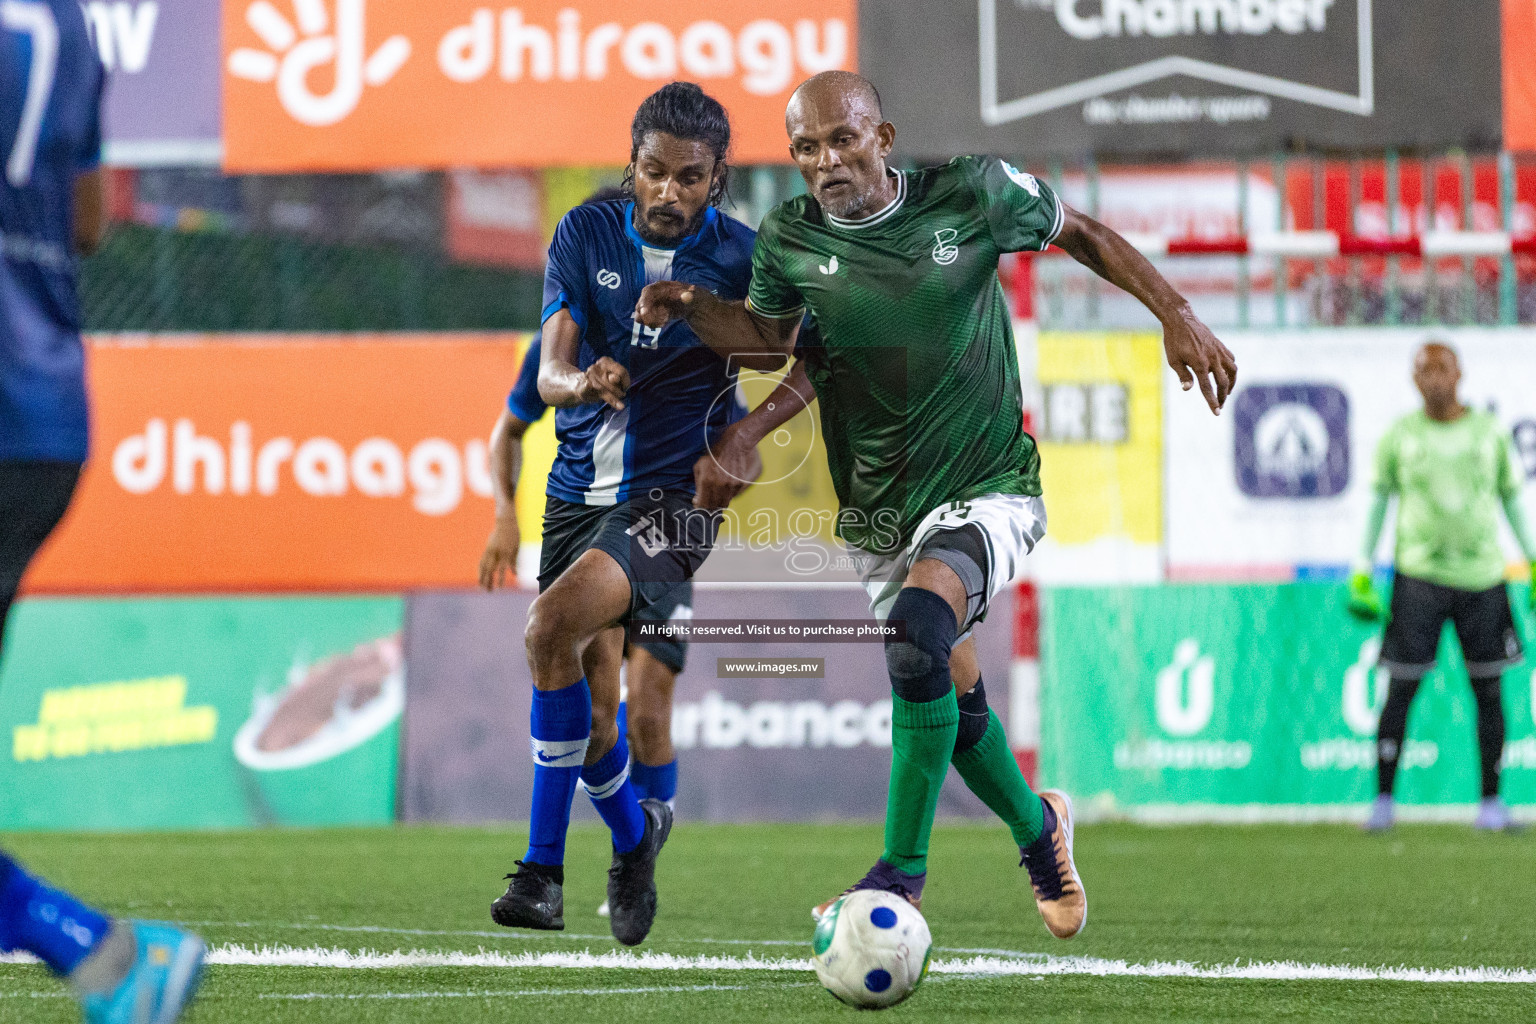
[1,0,103,462]
[507,334,547,425]
[541,200,754,505]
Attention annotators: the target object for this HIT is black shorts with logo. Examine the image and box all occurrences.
[1379,572,1524,679]
[538,490,715,671]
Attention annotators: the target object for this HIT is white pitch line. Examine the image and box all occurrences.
[181,920,806,947]
[260,983,761,1000]
[7,944,1536,986]
[195,945,1536,984]
[208,945,807,971]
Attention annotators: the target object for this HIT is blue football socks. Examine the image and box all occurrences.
[0,852,111,976]
[629,759,678,805]
[582,733,646,854]
[524,681,592,867]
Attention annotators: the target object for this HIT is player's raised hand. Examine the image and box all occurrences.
[478,515,520,591]
[635,281,697,329]
[693,425,763,509]
[578,356,629,410]
[1163,306,1237,415]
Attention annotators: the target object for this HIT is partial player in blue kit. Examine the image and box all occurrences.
[478,310,689,923]
[2,2,204,1019]
[490,83,776,946]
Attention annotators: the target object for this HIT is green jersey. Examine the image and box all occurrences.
[746,155,1061,554]
[1374,409,1521,591]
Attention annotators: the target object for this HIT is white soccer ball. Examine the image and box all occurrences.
[811,890,932,1009]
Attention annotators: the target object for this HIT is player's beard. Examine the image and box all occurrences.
[816,176,883,221]
[632,203,706,247]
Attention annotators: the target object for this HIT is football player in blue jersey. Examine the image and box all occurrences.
[1,2,205,1020]
[490,83,779,945]
[480,316,691,923]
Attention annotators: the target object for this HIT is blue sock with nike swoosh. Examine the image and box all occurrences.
[524,681,592,867]
[582,733,647,854]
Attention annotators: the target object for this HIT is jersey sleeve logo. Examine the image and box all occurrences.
[596,268,621,289]
[1001,161,1041,198]
[932,229,960,266]
[818,255,840,275]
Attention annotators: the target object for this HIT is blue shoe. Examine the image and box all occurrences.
[81,921,205,1024]
[1473,797,1521,832]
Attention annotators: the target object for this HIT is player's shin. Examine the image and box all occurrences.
[582,732,647,854]
[950,680,1046,847]
[525,681,593,867]
[1470,676,1506,801]
[882,588,961,875]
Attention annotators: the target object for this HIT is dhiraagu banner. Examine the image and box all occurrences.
[0,596,404,831]
[1041,581,1536,819]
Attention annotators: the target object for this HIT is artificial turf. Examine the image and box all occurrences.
[1,820,1532,1022]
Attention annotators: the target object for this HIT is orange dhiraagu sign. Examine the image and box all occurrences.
[1505,0,1536,151]
[25,334,528,594]
[221,0,856,171]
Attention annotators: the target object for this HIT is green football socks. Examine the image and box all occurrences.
[881,692,960,873]
[951,709,1046,846]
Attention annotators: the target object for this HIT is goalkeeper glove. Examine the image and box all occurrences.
[1347,571,1384,621]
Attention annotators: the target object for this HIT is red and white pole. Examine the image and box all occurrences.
[1010,578,1042,788]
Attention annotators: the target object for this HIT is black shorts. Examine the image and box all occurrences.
[0,461,82,647]
[629,579,692,674]
[1379,573,1524,679]
[538,491,716,668]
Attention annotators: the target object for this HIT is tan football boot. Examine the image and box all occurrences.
[1021,789,1087,939]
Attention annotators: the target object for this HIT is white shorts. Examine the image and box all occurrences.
[852,493,1046,642]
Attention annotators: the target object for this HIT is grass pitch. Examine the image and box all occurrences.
[1,821,1533,1022]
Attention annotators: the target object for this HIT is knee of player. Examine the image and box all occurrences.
[524,595,582,656]
[884,587,958,703]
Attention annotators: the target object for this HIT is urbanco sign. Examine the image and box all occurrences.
[860,0,1500,159]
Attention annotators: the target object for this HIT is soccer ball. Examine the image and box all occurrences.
[811,890,932,1009]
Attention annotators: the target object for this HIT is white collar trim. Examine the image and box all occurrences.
[825,171,906,230]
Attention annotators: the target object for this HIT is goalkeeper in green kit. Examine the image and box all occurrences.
[636,71,1236,938]
[1349,341,1536,832]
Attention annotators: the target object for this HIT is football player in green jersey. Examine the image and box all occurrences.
[636,71,1235,939]
[1350,341,1536,833]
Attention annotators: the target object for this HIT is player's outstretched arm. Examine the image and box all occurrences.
[537,309,629,410]
[693,360,816,509]
[1053,207,1237,415]
[1501,493,1536,611]
[634,282,793,371]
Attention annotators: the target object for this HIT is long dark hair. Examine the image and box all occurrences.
[621,82,732,207]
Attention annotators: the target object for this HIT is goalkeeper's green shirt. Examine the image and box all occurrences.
[1374,409,1521,591]
[746,156,1062,554]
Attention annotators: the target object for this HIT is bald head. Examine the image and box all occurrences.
[1413,340,1463,419]
[1414,340,1459,371]
[787,71,883,130]
[784,72,896,220]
